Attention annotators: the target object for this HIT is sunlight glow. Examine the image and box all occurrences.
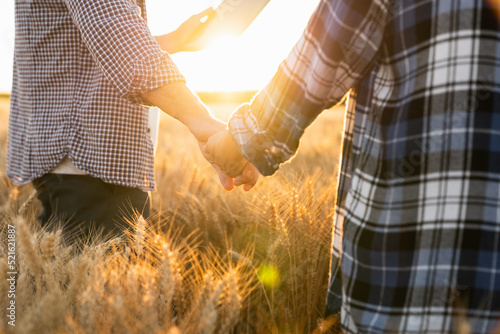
[146,0,320,92]
[0,1,320,93]
[205,33,238,49]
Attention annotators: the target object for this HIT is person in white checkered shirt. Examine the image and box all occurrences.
[8,1,256,243]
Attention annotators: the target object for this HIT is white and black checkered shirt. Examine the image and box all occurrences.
[8,0,185,191]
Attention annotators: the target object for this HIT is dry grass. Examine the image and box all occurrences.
[0,95,345,333]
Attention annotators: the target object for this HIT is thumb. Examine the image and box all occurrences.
[195,7,216,21]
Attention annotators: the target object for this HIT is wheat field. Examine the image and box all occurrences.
[0,95,345,334]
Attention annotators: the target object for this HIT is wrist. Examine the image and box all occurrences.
[186,114,226,142]
[221,130,247,177]
[154,33,180,54]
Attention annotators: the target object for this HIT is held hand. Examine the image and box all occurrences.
[198,141,235,191]
[172,8,217,52]
[191,117,234,191]
[204,130,246,177]
[141,81,256,191]
[204,130,260,191]
[189,116,257,191]
[234,163,260,192]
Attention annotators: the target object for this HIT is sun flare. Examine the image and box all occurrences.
[205,33,238,49]
[146,0,320,92]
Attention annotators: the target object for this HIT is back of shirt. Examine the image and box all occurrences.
[331,0,500,332]
[8,0,185,191]
[226,0,500,332]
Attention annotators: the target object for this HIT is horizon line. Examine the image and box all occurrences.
[0,90,259,102]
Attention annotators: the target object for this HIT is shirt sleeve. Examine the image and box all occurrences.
[228,0,392,176]
[64,0,185,106]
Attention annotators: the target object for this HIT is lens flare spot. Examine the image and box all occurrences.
[258,264,280,288]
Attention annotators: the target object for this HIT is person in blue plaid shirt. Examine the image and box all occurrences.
[205,0,500,332]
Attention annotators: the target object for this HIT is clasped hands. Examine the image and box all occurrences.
[188,115,259,191]
[151,8,260,190]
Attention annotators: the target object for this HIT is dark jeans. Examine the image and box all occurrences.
[33,174,151,243]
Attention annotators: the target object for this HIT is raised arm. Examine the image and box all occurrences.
[154,8,217,54]
[210,0,393,177]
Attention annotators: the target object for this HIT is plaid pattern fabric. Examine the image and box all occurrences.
[8,0,185,191]
[229,0,500,332]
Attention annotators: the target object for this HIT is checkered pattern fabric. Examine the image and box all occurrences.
[229,0,500,332]
[8,0,185,191]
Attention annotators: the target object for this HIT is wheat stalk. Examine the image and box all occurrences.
[66,256,89,309]
[18,189,37,216]
[135,215,147,257]
[40,231,56,263]
[198,279,223,334]
[16,216,43,277]
[158,242,175,326]
[219,269,242,333]
[179,271,214,330]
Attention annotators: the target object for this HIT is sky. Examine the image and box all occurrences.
[0,0,319,93]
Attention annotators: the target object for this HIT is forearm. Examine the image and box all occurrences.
[141,81,223,142]
[228,0,392,176]
[154,33,180,54]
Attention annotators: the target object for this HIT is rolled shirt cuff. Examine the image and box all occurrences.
[228,103,282,176]
[123,51,186,107]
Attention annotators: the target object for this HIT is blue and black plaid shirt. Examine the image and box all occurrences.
[229,0,500,332]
